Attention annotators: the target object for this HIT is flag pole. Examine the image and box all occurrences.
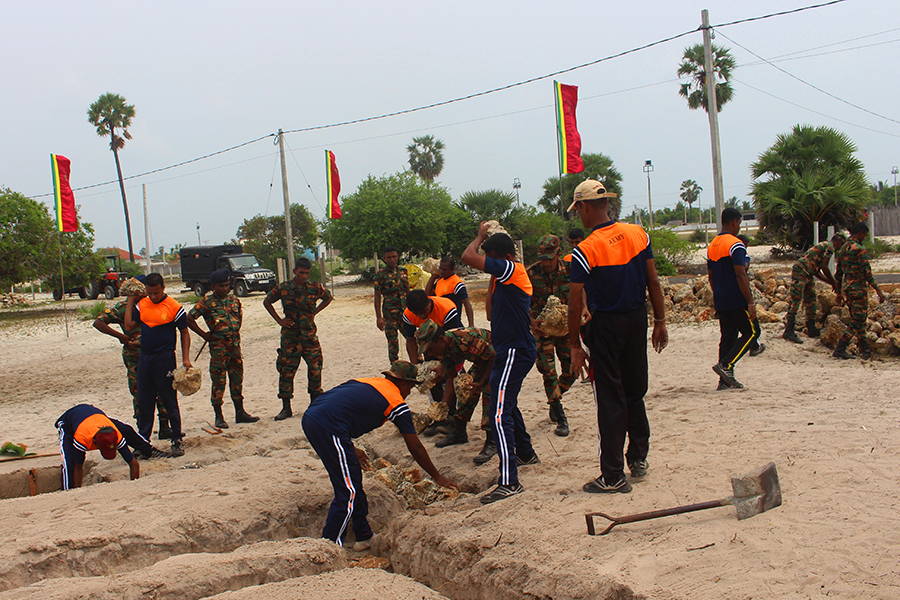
[56,229,69,338]
[554,83,565,218]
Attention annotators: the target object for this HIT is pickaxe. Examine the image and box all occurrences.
[585,462,782,535]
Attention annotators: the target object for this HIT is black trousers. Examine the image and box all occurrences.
[717,307,760,370]
[585,307,650,481]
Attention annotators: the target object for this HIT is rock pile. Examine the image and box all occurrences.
[537,295,569,337]
[365,457,459,509]
[661,269,900,356]
[1,293,28,308]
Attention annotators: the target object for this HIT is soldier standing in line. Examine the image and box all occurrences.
[782,233,846,344]
[527,235,575,437]
[187,268,259,429]
[373,246,409,364]
[264,257,333,420]
[93,278,170,440]
[833,223,886,359]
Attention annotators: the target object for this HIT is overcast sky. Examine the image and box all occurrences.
[3,0,898,254]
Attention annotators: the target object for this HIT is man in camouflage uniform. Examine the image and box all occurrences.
[264,257,333,420]
[782,233,845,343]
[416,319,497,464]
[188,268,259,429]
[93,283,170,440]
[526,235,575,437]
[373,246,409,364]
[833,223,886,359]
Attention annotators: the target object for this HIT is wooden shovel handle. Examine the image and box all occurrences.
[586,499,728,535]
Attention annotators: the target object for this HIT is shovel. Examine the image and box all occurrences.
[585,462,782,535]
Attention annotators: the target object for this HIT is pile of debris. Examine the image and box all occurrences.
[1,293,28,308]
[661,268,900,356]
[365,457,459,509]
[411,401,449,434]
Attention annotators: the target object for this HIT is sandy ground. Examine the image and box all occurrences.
[2,279,900,599]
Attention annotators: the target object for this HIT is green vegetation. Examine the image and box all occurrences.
[648,227,696,270]
[78,301,108,321]
[407,135,445,182]
[235,203,319,271]
[539,153,623,219]
[677,43,736,113]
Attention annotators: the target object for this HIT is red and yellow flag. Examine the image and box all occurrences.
[554,81,584,174]
[326,150,341,219]
[51,154,78,232]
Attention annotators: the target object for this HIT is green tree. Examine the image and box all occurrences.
[406,135,445,182]
[87,92,137,262]
[679,179,703,223]
[330,171,470,260]
[235,203,319,270]
[751,125,869,249]
[868,181,898,208]
[457,189,519,223]
[539,152,623,219]
[677,43,736,113]
[507,206,565,264]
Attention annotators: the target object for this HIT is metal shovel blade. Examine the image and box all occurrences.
[585,462,782,535]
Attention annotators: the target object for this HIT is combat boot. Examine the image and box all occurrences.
[274,398,293,421]
[473,430,497,465]
[435,420,468,448]
[858,338,872,359]
[310,391,323,402]
[213,405,229,429]
[782,317,802,344]
[157,419,172,440]
[549,402,569,437]
[233,399,259,423]
[832,339,855,360]
[806,318,821,338]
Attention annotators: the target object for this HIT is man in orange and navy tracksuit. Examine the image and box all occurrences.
[56,403,168,490]
[301,362,456,549]
[402,290,463,364]
[707,207,760,390]
[426,256,475,328]
[463,222,539,504]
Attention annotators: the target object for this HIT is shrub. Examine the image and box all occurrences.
[78,301,108,321]
[648,227,696,267]
[654,254,676,276]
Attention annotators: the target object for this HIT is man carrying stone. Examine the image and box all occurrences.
[527,234,575,437]
[567,180,667,494]
[833,223,886,359]
[188,268,259,429]
[373,246,409,364]
[782,233,846,344]
[264,257,333,420]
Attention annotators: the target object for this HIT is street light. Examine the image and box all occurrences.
[643,160,654,228]
[892,166,898,207]
[513,178,521,206]
[197,222,201,245]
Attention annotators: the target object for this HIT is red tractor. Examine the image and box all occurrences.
[54,255,130,301]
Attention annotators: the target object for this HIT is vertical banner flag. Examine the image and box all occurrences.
[51,154,78,232]
[326,150,342,219]
[554,81,584,174]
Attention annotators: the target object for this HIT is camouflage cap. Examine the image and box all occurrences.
[536,235,561,260]
[382,360,421,383]
[94,426,119,460]
[414,319,442,355]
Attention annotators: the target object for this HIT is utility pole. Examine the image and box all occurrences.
[892,166,898,206]
[196,223,201,245]
[142,184,151,274]
[278,129,295,271]
[513,178,521,206]
[702,9,725,232]
[643,160,654,227]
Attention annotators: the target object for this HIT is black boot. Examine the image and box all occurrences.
[832,339,855,360]
[274,398,293,421]
[473,430,497,465]
[233,399,259,423]
[550,402,569,437]
[435,420,468,448]
[548,403,558,423]
[214,405,229,429]
[858,338,872,359]
[782,317,802,343]
[157,413,172,440]
[310,391,323,402]
[806,318,821,338]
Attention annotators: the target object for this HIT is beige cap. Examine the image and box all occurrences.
[567,180,618,212]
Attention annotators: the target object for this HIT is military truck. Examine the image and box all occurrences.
[179,245,276,297]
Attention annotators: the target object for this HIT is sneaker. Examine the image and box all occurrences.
[716,378,744,391]
[170,439,185,458]
[140,447,171,460]
[712,363,742,389]
[749,343,766,357]
[628,460,649,478]
[480,483,525,504]
[517,453,541,466]
[352,536,373,552]
[583,475,632,494]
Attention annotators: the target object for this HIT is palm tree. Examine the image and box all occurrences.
[539,152,623,219]
[406,135,445,182]
[677,43,736,113]
[88,93,136,261]
[457,189,519,224]
[679,180,703,223]
[751,125,869,248]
